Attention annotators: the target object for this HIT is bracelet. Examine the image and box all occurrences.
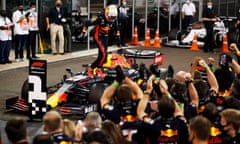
[112,81,119,88]
[204,65,210,70]
[179,103,184,110]
[154,77,160,81]
[167,93,172,99]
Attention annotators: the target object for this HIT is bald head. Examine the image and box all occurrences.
[43,110,62,132]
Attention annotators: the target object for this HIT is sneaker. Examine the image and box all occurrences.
[20,58,24,62]
[15,59,20,62]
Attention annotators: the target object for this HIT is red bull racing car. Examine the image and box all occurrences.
[6,48,166,119]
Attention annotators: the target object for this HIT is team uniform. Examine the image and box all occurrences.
[26,7,39,59]
[0,15,13,64]
[52,132,74,144]
[101,99,140,129]
[222,133,240,144]
[208,123,224,144]
[139,116,189,144]
[83,5,118,69]
[101,98,141,144]
[12,9,29,61]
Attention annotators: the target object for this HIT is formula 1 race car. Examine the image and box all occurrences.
[6,48,166,118]
[163,16,239,49]
[163,21,206,48]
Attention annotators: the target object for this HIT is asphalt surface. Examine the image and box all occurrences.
[0,44,229,143]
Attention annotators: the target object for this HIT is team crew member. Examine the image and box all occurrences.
[220,109,240,144]
[188,116,212,144]
[12,2,29,62]
[137,75,189,144]
[42,110,74,143]
[46,0,67,55]
[26,2,39,59]
[0,10,13,64]
[182,0,196,29]
[81,5,118,70]
[201,0,217,52]
[100,65,143,142]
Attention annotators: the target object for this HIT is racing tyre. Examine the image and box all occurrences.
[21,79,29,100]
[88,83,107,104]
[213,31,223,48]
[168,29,181,41]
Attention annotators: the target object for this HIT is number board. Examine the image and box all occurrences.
[28,59,47,119]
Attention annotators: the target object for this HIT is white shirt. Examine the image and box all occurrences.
[170,2,179,15]
[119,6,128,19]
[12,10,29,35]
[26,8,39,31]
[0,16,13,41]
[182,2,196,16]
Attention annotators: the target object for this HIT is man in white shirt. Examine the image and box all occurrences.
[26,2,39,59]
[12,2,29,62]
[0,10,14,64]
[182,0,196,29]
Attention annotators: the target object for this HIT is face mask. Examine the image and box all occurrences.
[19,8,24,11]
[207,5,212,9]
[31,8,36,11]
[56,3,61,7]
[122,2,127,6]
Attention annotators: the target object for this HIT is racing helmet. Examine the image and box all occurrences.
[104,4,118,22]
